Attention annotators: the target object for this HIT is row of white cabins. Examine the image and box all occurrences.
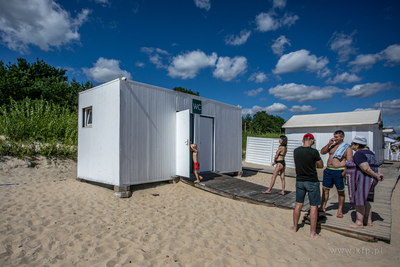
[77,79,392,196]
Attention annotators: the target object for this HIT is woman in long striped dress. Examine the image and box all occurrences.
[345,135,383,228]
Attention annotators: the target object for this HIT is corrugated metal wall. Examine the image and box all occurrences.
[119,81,177,185]
[245,137,302,169]
[79,79,242,186]
[175,94,242,173]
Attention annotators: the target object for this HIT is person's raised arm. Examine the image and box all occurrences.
[321,138,334,155]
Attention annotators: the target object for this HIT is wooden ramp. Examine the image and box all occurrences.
[180,161,399,243]
[305,161,400,242]
[179,172,310,211]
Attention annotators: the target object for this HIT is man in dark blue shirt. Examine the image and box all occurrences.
[291,133,324,238]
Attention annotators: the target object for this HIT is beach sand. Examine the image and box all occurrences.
[0,156,399,266]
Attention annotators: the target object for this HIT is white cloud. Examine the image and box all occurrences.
[348,44,400,71]
[344,82,391,98]
[271,35,291,56]
[135,61,145,68]
[194,0,210,11]
[273,49,329,75]
[348,54,380,72]
[82,57,132,83]
[244,87,263,96]
[289,105,316,114]
[167,50,217,79]
[141,46,170,69]
[242,103,287,116]
[93,0,110,6]
[225,30,251,46]
[0,0,90,53]
[354,108,377,112]
[149,54,166,69]
[328,31,357,62]
[271,0,286,9]
[248,72,268,83]
[269,83,343,102]
[325,72,362,84]
[379,44,400,66]
[372,99,400,116]
[255,12,299,32]
[213,56,248,81]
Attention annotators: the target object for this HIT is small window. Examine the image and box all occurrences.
[83,107,92,127]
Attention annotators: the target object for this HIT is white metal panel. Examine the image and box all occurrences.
[283,110,381,128]
[119,81,177,184]
[176,110,190,177]
[198,116,213,172]
[245,136,302,169]
[176,94,242,174]
[77,79,120,185]
[285,124,384,166]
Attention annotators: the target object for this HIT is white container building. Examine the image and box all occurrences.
[283,110,384,166]
[77,78,242,197]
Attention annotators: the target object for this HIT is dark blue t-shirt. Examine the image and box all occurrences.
[294,146,322,182]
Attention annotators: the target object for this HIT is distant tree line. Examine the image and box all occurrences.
[242,111,286,134]
[0,58,94,110]
[173,86,199,96]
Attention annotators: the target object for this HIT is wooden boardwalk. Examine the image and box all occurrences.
[179,161,399,242]
[180,172,311,211]
[306,161,400,242]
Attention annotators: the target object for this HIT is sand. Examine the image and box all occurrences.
[0,156,399,266]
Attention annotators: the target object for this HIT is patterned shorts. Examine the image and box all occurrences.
[193,162,200,171]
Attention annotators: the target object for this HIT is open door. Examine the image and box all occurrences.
[176,110,190,177]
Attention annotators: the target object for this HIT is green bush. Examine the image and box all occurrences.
[0,98,77,158]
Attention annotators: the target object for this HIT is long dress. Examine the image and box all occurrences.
[345,150,378,206]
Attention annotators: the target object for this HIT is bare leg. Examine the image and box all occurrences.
[309,205,324,238]
[279,168,285,195]
[194,170,202,183]
[265,164,283,193]
[319,188,329,212]
[337,190,345,216]
[291,202,303,232]
[363,202,373,226]
[348,205,365,228]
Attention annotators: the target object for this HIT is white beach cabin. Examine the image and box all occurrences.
[77,78,242,197]
[283,110,385,166]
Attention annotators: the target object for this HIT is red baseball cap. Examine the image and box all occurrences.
[303,133,314,140]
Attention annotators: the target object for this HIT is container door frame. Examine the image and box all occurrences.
[198,115,214,172]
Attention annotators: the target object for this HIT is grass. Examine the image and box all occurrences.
[0,98,78,159]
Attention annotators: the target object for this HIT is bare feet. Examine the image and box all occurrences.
[262,190,271,194]
[290,226,297,232]
[194,180,200,184]
[318,207,325,213]
[278,191,285,196]
[347,224,364,229]
[199,176,203,181]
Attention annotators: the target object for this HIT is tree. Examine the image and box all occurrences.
[0,58,94,110]
[242,114,252,132]
[173,86,199,96]
[243,111,285,133]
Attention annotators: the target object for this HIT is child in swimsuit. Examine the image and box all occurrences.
[190,144,203,184]
[262,135,287,195]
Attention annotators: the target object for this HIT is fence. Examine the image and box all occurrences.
[245,136,303,169]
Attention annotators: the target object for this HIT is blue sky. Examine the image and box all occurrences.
[1,0,399,136]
